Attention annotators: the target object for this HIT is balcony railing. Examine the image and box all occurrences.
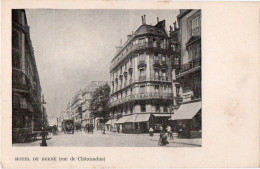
[109,92,174,107]
[137,60,147,69]
[180,57,201,73]
[161,76,168,81]
[110,42,169,70]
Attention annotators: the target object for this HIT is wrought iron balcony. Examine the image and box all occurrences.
[161,76,168,81]
[161,62,168,70]
[153,60,161,69]
[137,61,147,69]
[180,57,201,73]
[110,42,169,71]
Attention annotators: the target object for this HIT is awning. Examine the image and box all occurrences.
[125,114,137,123]
[135,114,151,122]
[114,116,131,124]
[105,119,117,125]
[170,101,201,120]
[153,114,171,117]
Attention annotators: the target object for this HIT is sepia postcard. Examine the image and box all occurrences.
[1,0,260,168]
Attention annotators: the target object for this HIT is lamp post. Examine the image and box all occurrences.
[41,95,47,146]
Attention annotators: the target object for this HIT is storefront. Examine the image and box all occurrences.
[151,114,171,132]
[169,100,202,138]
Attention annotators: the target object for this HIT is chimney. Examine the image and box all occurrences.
[141,16,144,24]
[162,20,166,28]
[143,15,146,24]
[157,17,159,23]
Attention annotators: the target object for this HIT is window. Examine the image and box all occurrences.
[161,55,166,63]
[190,44,201,59]
[141,104,146,112]
[163,85,167,92]
[130,106,133,114]
[160,39,165,48]
[153,38,157,47]
[155,85,159,93]
[138,38,146,46]
[163,106,168,112]
[154,70,159,80]
[155,105,160,112]
[139,53,145,62]
[140,69,146,77]
[140,85,145,93]
[162,71,166,81]
[192,17,199,29]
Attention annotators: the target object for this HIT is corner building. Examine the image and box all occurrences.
[109,16,174,133]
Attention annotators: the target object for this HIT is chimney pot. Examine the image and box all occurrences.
[143,15,146,24]
[157,17,159,23]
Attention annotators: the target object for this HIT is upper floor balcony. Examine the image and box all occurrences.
[110,42,169,71]
[109,92,174,107]
[176,57,201,78]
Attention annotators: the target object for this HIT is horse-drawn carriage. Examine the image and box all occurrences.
[62,119,74,134]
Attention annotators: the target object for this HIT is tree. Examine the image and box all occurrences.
[90,83,110,120]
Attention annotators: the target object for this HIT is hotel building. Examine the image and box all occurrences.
[12,10,44,141]
[108,16,174,133]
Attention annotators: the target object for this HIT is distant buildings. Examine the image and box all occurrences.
[169,10,202,137]
[108,16,174,133]
[12,10,45,139]
[60,81,109,130]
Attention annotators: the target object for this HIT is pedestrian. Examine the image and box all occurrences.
[149,126,154,137]
[102,127,106,135]
[166,125,171,137]
[90,124,94,134]
[158,126,169,146]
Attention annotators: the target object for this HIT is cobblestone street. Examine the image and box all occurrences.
[13,130,201,147]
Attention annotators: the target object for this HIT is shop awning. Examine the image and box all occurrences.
[105,120,111,125]
[125,114,137,123]
[153,114,171,117]
[135,114,151,122]
[114,116,131,124]
[170,101,201,120]
[105,119,117,125]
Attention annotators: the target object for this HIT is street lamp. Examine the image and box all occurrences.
[41,95,47,146]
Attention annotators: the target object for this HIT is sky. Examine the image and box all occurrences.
[25,9,179,118]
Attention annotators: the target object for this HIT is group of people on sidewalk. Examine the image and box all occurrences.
[84,124,94,134]
[149,125,174,146]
